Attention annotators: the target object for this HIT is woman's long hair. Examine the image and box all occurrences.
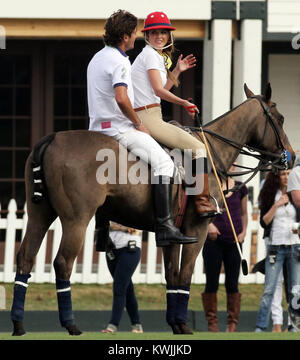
[145,30,179,87]
[258,172,281,214]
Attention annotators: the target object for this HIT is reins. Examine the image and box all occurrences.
[187,96,288,194]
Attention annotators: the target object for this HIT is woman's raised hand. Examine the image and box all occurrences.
[176,54,197,73]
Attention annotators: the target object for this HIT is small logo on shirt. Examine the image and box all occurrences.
[121,67,127,79]
[101,121,111,129]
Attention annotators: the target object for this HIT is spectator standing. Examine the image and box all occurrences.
[102,222,143,333]
[255,169,300,332]
[202,165,248,332]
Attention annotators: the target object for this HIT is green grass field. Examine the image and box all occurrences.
[0,331,300,340]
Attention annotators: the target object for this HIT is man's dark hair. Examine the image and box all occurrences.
[103,10,137,47]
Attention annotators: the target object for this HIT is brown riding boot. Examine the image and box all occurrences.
[192,158,219,218]
[201,292,218,332]
[226,293,241,332]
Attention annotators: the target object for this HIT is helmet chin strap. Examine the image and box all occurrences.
[145,32,174,50]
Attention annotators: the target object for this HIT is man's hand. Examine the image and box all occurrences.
[135,123,150,135]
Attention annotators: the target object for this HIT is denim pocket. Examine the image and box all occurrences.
[292,244,300,262]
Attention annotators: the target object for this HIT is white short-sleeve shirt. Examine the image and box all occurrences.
[131,45,167,108]
[269,190,300,245]
[109,231,142,249]
[87,46,134,136]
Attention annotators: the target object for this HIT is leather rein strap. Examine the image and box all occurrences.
[189,96,287,193]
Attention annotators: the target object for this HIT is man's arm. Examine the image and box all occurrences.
[114,85,150,134]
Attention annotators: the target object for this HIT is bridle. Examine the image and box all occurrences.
[189,96,289,192]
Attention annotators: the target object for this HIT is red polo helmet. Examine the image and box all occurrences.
[141,11,176,32]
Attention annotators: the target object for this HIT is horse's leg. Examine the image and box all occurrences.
[11,200,57,336]
[175,224,208,334]
[163,244,182,334]
[53,219,88,335]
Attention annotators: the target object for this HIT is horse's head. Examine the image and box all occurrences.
[244,83,295,168]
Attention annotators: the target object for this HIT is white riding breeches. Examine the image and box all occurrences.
[113,128,174,177]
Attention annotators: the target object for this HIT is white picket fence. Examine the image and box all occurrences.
[0,199,266,284]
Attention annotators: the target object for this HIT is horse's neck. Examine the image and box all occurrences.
[205,99,261,170]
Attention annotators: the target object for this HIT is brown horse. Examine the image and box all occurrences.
[11,83,294,336]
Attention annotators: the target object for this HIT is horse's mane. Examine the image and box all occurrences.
[167,98,253,131]
[203,98,252,128]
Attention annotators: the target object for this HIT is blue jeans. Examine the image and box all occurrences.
[256,244,300,330]
[106,247,141,327]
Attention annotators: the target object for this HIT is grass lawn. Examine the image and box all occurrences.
[0,331,299,340]
[0,282,287,311]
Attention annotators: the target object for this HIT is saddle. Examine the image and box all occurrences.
[159,120,197,184]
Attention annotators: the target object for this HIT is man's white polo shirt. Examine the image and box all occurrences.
[87,45,134,136]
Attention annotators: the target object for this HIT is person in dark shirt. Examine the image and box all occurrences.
[201,165,248,332]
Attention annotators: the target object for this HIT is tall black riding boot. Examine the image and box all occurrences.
[94,207,110,252]
[154,176,198,247]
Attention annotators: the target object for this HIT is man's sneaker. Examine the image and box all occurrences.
[131,324,143,333]
[101,323,117,333]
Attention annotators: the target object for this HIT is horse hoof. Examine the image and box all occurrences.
[179,323,193,335]
[12,320,26,336]
[171,324,182,334]
[65,324,82,336]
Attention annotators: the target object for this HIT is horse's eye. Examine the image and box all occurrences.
[279,115,284,124]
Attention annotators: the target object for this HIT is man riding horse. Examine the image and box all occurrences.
[88,10,219,250]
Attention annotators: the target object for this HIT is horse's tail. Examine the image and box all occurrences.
[31,132,56,204]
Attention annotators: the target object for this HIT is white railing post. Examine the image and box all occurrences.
[146,232,159,284]
[81,218,94,284]
[3,200,17,282]
[50,219,62,283]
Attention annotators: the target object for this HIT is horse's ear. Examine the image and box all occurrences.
[264,82,272,102]
[244,83,254,98]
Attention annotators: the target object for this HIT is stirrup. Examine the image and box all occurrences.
[211,196,222,215]
[197,196,221,219]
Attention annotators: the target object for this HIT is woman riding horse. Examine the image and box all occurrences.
[131,11,218,219]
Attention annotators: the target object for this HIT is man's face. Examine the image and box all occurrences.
[124,28,137,51]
